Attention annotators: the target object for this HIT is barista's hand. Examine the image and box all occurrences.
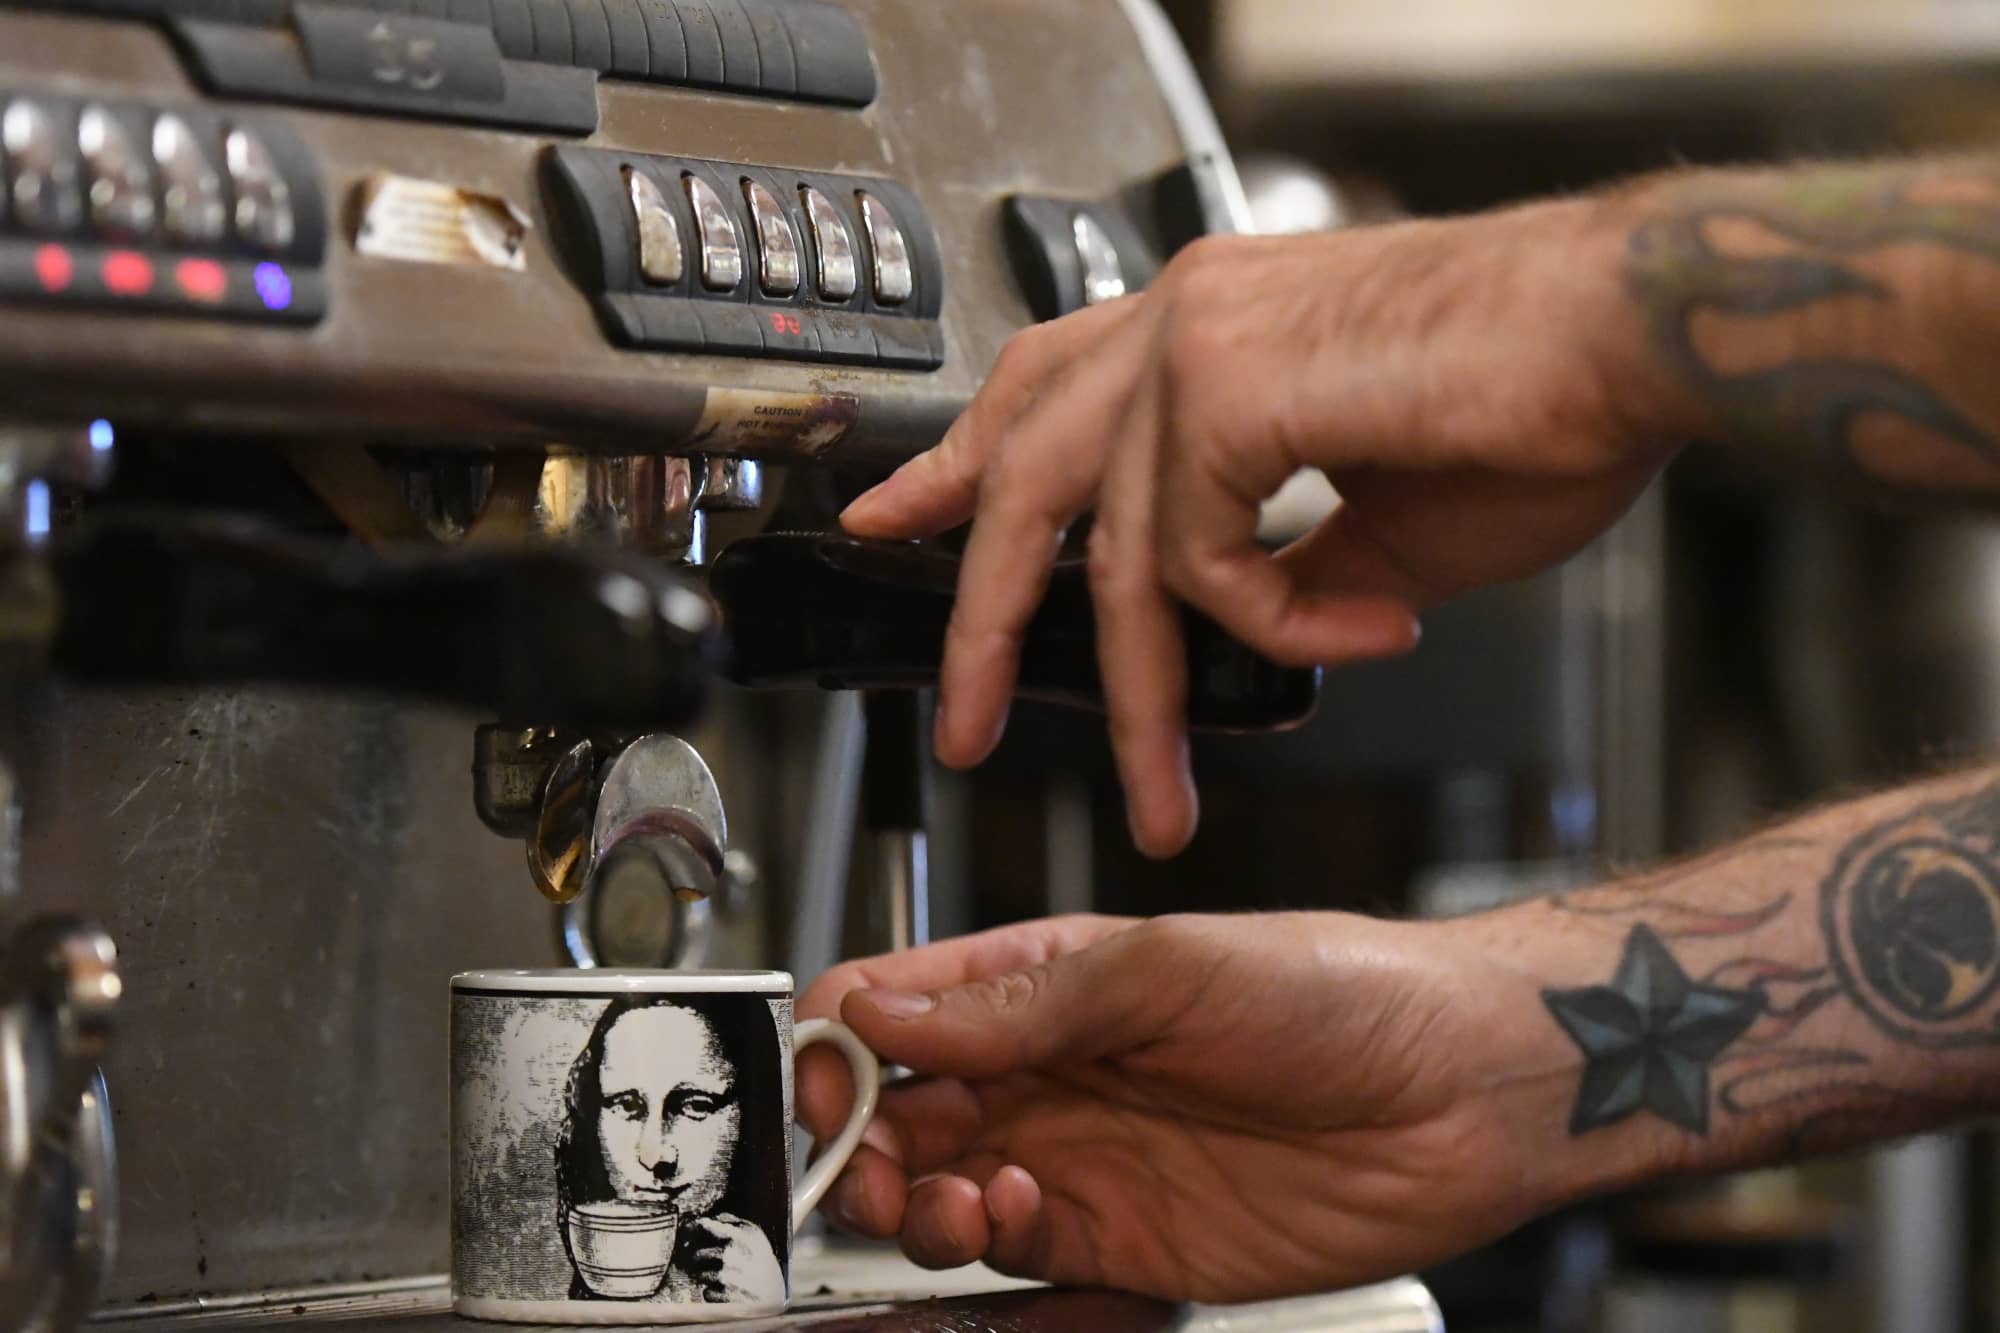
[795,912,1572,1305]
[681,1214,784,1304]
[840,199,1679,856]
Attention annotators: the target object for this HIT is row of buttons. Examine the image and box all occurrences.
[626,168,911,308]
[547,147,943,369]
[20,0,875,134]
[0,92,325,323]
[0,94,322,260]
[601,291,942,367]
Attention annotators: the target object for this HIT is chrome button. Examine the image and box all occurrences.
[802,186,857,302]
[224,126,294,253]
[684,174,741,292]
[625,166,683,285]
[3,100,83,234]
[858,191,912,306]
[78,105,156,239]
[1073,212,1126,306]
[152,114,226,246]
[743,179,800,297]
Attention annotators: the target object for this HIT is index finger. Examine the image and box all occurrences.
[841,299,1142,540]
[796,914,1135,1022]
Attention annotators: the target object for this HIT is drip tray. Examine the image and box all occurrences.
[92,1241,1441,1333]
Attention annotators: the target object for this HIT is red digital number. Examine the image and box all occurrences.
[767,312,801,336]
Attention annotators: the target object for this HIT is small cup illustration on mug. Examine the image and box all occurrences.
[563,1201,681,1300]
[452,970,878,1324]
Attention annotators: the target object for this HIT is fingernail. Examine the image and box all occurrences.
[864,988,936,1019]
[830,1174,864,1229]
[979,702,1011,764]
[860,1117,903,1164]
[840,488,883,524]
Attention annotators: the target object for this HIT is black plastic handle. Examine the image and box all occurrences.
[709,534,1321,732]
[48,510,721,730]
[863,690,928,832]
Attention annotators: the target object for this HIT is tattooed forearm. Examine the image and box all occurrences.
[1541,772,2000,1143]
[1625,161,2000,486]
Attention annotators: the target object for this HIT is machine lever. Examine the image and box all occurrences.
[710,534,1322,731]
[44,510,723,729]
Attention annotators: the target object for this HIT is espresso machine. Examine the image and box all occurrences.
[0,1,1439,1328]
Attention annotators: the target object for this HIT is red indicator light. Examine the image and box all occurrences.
[101,250,153,298]
[33,244,72,293]
[175,258,227,305]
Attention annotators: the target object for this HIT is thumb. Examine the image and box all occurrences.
[837,928,1160,1078]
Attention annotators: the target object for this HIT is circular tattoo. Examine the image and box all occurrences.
[1825,828,2000,1047]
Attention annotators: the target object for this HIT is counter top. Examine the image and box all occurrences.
[93,1241,1441,1333]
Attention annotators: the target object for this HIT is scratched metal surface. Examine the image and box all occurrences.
[0,681,799,1304]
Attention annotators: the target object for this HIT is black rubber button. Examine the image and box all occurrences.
[565,0,613,71]
[783,0,875,105]
[808,309,877,364]
[636,295,707,350]
[694,301,765,354]
[488,0,534,60]
[872,317,940,369]
[603,0,649,75]
[738,0,794,94]
[706,0,758,88]
[636,0,687,80]
[525,0,573,65]
[674,0,725,86]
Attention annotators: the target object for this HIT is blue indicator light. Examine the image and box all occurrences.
[88,419,113,453]
[253,262,292,313]
[25,481,50,541]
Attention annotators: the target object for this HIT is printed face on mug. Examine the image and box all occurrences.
[452,971,878,1324]
[580,1004,738,1221]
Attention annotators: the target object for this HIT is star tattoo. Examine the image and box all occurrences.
[1542,925,1766,1136]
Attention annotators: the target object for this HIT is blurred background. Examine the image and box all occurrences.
[865,2,2000,1330]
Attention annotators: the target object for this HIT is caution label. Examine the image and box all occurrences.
[688,388,861,456]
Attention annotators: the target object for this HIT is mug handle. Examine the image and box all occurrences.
[791,1018,882,1234]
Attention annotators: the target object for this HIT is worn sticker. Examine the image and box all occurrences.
[353,173,530,270]
[687,388,860,455]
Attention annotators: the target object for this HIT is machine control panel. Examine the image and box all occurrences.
[2,0,876,134]
[546,144,944,368]
[0,0,1202,462]
[0,89,326,322]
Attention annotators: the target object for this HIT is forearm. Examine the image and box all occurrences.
[1448,766,2000,1208]
[1600,156,2000,493]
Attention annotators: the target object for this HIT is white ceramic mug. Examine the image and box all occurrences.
[450,969,879,1323]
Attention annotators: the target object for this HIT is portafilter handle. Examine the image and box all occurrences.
[709,533,1322,732]
[44,510,722,731]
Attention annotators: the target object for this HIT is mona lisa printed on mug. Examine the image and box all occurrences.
[450,970,879,1324]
